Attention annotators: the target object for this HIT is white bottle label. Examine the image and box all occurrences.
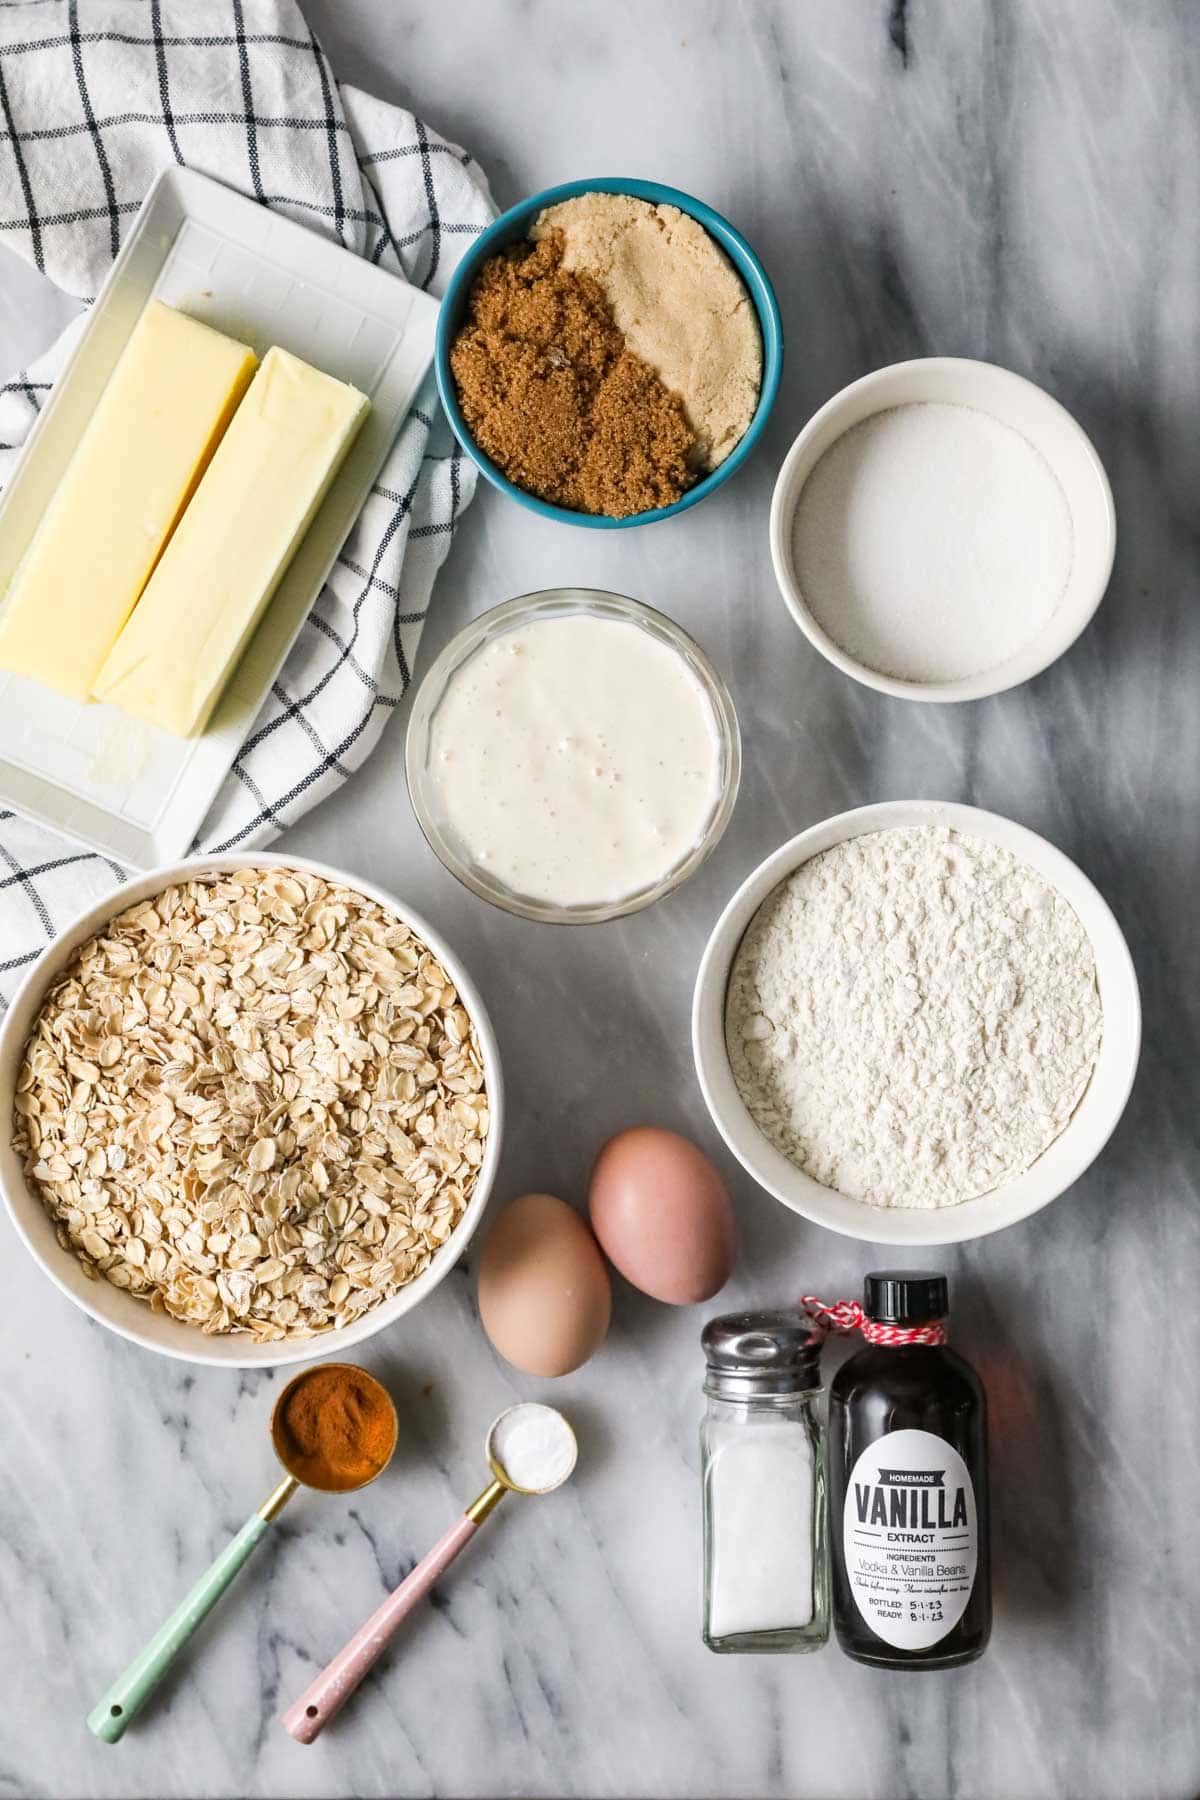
[842,1428,977,1651]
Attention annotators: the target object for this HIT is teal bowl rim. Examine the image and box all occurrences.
[434,177,784,529]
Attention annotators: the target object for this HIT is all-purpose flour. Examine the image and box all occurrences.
[790,402,1074,684]
[726,827,1103,1209]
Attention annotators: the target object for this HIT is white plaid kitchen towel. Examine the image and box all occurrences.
[0,0,495,1008]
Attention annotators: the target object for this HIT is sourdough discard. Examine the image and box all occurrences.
[725,827,1102,1209]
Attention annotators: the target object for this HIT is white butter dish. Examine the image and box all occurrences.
[0,166,438,870]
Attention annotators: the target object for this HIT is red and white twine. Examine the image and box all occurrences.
[801,1295,947,1347]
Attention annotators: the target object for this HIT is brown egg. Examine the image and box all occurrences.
[589,1127,736,1305]
[477,1192,611,1377]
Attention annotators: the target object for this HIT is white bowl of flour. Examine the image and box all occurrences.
[769,359,1116,701]
[693,802,1139,1245]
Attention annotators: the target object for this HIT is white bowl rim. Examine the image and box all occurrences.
[768,356,1118,703]
[0,850,505,1368]
[692,800,1141,1246]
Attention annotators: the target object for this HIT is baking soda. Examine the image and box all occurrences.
[790,401,1073,683]
[489,1404,576,1493]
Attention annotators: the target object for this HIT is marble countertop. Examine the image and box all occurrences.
[2,2,1198,1797]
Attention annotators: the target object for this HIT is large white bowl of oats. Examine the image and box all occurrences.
[0,854,502,1366]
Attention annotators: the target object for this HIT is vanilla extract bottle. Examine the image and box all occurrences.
[827,1273,991,1670]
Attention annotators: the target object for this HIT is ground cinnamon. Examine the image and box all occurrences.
[449,230,695,518]
[274,1364,396,1492]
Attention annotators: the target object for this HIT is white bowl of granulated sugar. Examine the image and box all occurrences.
[769,358,1116,702]
[692,801,1140,1245]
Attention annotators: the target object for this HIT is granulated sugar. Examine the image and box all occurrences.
[790,402,1074,683]
[725,827,1103,1209]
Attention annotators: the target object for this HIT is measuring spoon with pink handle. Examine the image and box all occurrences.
[282,1401,577,1744]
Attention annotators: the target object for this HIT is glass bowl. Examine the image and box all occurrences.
[406,589,741,924]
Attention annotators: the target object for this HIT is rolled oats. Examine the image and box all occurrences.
[14,869,490,1341]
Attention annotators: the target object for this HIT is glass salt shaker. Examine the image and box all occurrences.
[701,1310,829,1653]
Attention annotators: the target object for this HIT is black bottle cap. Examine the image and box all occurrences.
[864,1271,949,1325]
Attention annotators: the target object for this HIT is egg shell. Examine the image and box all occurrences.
[589,1126,736,1305]
[477,1192,611,1377]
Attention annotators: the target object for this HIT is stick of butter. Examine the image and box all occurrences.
[93,348,369,738]
[0,301,257,701]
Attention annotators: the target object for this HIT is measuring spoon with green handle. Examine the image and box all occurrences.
[87,1362,396,1744]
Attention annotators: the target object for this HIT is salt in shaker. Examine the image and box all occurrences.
[700,1310,829,1652]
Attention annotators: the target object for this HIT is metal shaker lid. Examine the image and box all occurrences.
[702,1309,822,1397]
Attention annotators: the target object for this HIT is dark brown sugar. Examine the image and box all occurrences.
[449,231,695,518]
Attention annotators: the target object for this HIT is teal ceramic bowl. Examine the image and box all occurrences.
[434,178,783,529]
